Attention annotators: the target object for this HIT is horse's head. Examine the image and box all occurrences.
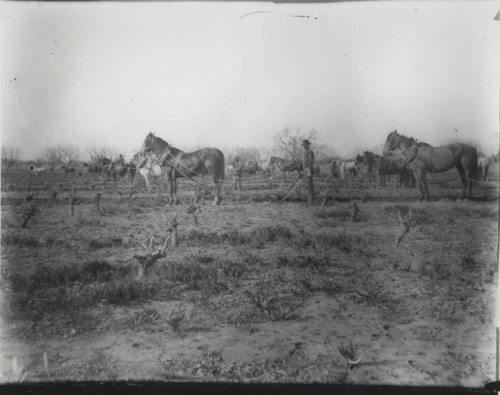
[383,130,400,155]
[140,132,155,154]
[141,132,172,156]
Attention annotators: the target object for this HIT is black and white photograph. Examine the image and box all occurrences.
[1,0,499,389]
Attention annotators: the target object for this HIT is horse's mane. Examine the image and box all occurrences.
[144,133,182,155]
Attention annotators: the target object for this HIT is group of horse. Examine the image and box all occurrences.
[73,131,492,205]
[83,157,137,183]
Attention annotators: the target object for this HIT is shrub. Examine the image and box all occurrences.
[2,233,41,248]
[88,237,123,250]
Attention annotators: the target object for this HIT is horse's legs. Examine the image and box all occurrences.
[173,178,180,204]
[484,165,489,182]
[413,170,425,201]
[213,179,222,205]
[421,172,431,200]
[456,165,468,199]
[166,175,175,205]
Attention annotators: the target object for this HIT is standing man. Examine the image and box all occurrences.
[302,139,315,204]
[233,156,243,191]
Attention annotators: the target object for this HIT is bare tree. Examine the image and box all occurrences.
[86,146,117,166]
[58,146,79,168]
[273,127,320,160]
[228,147,263,164]
[1,146,20,173]
[42,147,62,172]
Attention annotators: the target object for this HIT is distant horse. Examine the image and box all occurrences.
[361,152,378,182]
[339,160,359,181]
[384,130,478,200]
[141,132,225,205]
[29,164,46,177]
[114,162,137,184]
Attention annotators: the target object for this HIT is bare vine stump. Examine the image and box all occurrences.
[94,193,102,213]
[133,235,170,279]
[20,199,39,228]
[394,208,416,246]
[350,201,359,222]
[171,218,179,247]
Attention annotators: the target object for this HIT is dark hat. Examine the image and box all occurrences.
[302,139,311,146]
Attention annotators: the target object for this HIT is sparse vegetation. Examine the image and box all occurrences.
[0,162,497,384]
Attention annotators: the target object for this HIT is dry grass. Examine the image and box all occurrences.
[0,166,497,384]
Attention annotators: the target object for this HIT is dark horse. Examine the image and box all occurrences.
[141,132,225,205]
[384,130,478,200]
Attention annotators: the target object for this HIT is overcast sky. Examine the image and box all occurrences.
[1,1,499,161]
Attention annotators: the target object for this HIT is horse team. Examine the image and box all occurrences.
[48,130,490,204]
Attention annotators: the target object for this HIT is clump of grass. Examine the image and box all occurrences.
[237,249,264,266]
[245,290,275,315]
[2,233,41,248]
[192,351,224,377]
[185,225,293,248]
[433,262,452,280]
[195,254,214,264]
[292,230,359,253]
[314,208,351,221]
[88,237,123,250]
[275,254,289,267]
[220,260,248,282]
[269,304,299,321]
[167,310,186,336]
[296,248,330,271]
[167,260,222,297]
[121,307,161,330]
[93,277,159,305]
[244,289,299,321]
[2,260,141,316]
[79,350,118,381]
[338,341,362,370]
[460,253,477,272]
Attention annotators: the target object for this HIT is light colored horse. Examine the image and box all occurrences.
[339,161,358,180]
[29,165,46,177]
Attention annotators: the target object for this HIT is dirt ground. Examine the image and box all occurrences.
[0,166,498,386]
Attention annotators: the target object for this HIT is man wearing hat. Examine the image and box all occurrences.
[302,139,315,204]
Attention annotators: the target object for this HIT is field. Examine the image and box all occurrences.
[0,165,498,386]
